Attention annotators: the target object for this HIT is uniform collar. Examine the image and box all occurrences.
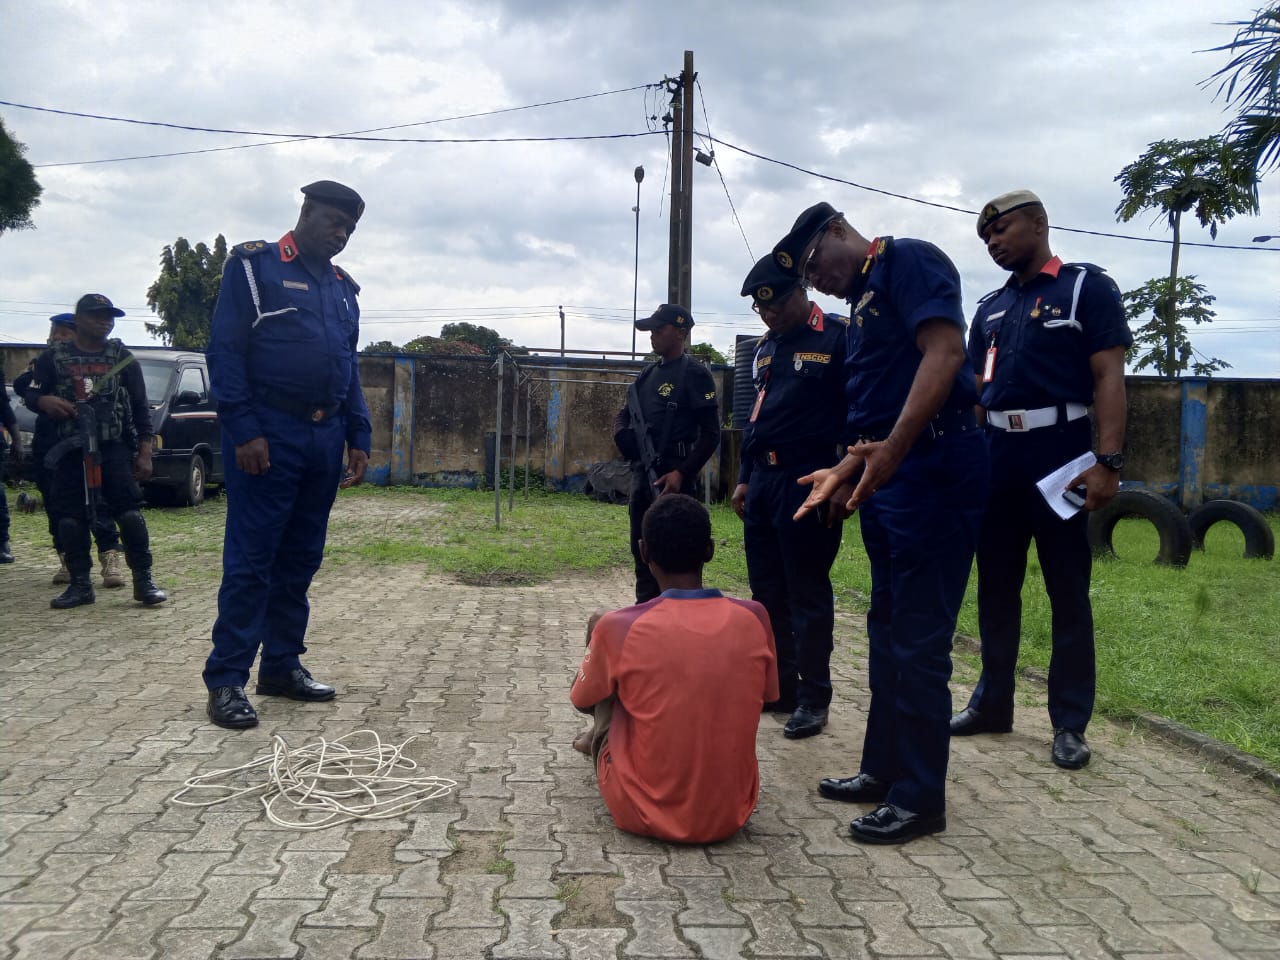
[1006,254,1062,287]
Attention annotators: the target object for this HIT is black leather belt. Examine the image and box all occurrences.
[754,443,839,468]
[257,389,340,423]
[854,407,977,446]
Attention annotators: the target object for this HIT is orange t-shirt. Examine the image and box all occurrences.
[570,589,779,843]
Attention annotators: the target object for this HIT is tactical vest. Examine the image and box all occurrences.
[49,338,134,443]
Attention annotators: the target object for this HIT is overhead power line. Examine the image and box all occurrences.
[1,84,662,167]
[705,134,1280,254]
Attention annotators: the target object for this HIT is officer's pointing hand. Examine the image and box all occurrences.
[340,449,369,489]
[846,435,908,510]
[236,437,271,475]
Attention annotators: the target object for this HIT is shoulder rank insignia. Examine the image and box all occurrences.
[232,240,270,257]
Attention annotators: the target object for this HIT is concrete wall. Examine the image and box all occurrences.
[5,343,1274,508]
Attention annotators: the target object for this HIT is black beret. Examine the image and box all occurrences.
[772,202,842,275]
[635,303,694,330]
[74,294,125,317]
[740,254,800,304]
[301,180,365,221]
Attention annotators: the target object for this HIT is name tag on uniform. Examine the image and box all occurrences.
[283,280,309,291]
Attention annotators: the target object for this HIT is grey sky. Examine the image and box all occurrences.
[1,0,1277,374]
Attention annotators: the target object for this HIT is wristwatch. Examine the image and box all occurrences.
[1095,452,1124,472]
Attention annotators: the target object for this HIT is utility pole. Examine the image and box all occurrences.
[665,51,695,311]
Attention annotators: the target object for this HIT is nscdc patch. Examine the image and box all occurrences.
[775,251,793,270]
[658,382,674,398]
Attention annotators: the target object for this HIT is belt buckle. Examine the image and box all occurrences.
[310,408,325,422]
[1004,409,1029,432]
[765,450,779,466]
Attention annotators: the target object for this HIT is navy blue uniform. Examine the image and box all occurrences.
[203,234,372,691]
[740,303,847,710]
[0,371,14,555]
[843,237,988,817]
[965,258,1130,734]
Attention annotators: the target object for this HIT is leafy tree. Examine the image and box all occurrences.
[1114,137,1257,376]
[362,339,402,354]
[1204,5,1280,182]
[440,322,511,355]
[145,236,227,349]
[1122,276,1229,377]
[688,341,728,365]
[0,118,42,234]
[402,334,485,356]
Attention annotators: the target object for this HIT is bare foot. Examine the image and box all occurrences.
[572,730,592,755]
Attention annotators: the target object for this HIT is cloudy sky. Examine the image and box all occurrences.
[2,0,1277,375]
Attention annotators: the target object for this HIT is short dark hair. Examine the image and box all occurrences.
[641,494,711,574]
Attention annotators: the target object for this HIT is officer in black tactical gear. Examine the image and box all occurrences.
[25,294,167,609]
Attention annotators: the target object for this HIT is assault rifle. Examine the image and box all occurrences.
[625,381,663,489]
[44,400,103,526]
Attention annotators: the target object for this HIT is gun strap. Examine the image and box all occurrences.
[87,353,136,397]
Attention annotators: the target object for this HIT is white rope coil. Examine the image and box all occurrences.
[170,730,456,830]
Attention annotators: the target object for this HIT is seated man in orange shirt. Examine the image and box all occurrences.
[570,494,779,844]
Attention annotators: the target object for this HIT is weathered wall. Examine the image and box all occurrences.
[4,343,1273,507]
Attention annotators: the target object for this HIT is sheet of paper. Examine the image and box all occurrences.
[1036,451,1098,519]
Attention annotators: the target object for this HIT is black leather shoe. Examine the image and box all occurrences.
[1052,729,1091,769]
[818,772,890,804]
[256,668,336,702]
[51,575,95,609]
[949,705,1013,736]
[0,541,14,563]
[762,697,798,714]
[850,803,946,845]
[207,686,258,729]
[132,571,168,605]
[783,705,827,739]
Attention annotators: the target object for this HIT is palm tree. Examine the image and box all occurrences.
[1204,5,1280,182]
[1114,137,1258,376]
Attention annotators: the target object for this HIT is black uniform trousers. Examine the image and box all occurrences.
[857,429,988,817]
[743,454,843,709]
[629,466,697,603]
[967,416,1095,734]
[34,433,121,554]
[48,440,151,577]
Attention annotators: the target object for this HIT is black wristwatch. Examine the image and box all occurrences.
[1095,452,1124,472]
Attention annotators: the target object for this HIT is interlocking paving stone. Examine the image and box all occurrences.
[2,496,1278,960]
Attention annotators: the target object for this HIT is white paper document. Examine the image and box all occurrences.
[1036,451,1098,519]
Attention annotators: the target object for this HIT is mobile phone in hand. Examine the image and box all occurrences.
[1062,485,1087,509]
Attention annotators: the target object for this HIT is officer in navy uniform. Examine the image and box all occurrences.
[950,190,1131,771]
[203,180,372,730]
[732,256,847,740]
[25,295,167,609]
[781,203,989,845]
[612,304,721,603]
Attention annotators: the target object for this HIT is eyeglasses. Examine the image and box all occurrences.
[801,227,829,285]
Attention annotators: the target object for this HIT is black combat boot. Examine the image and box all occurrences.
[51,574,95,609]
[133,571,168,606]
[0,541,14,563]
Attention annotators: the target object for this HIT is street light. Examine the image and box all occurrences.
[631,165,645,359]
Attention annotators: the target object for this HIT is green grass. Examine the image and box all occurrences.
[781,506,1279,770]
[6,482,1276,767]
